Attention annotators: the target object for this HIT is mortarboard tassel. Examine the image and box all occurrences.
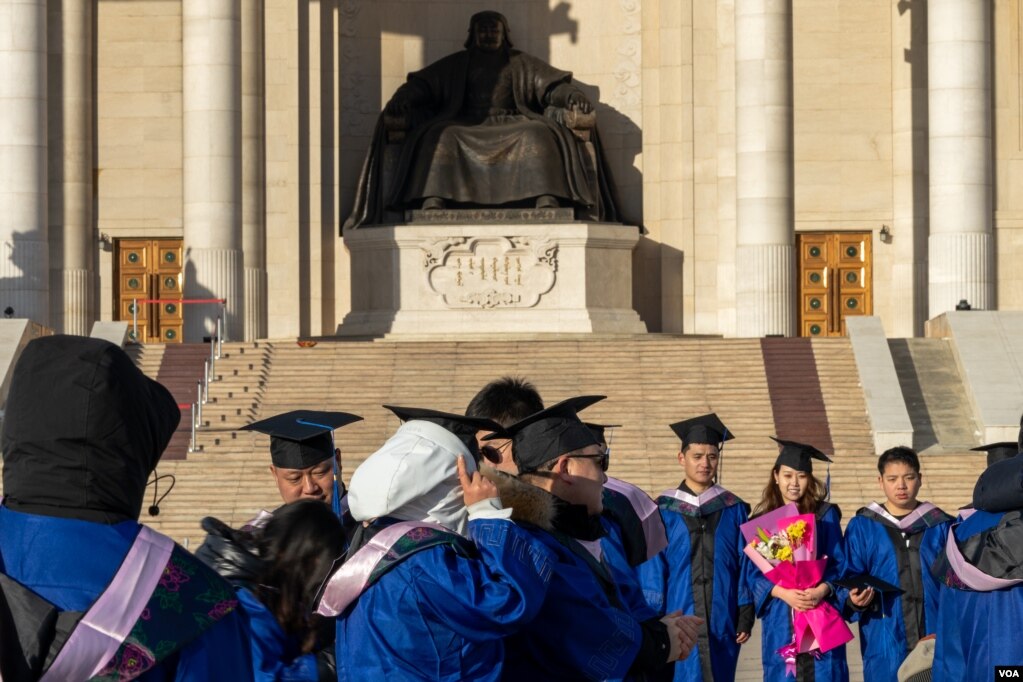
[297,417,343,519]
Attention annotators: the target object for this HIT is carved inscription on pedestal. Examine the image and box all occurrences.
[422,237,558,309]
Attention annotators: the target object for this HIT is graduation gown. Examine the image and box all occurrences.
[0,505,252,681]
[502,523,650,681]
[237,588,319,681]
[600,517,658,622]
[600,479,669,623]
[744,502,850,682]
[334,517,554,681]
[841,502,952,682]
[931,509,1023,681]
[638,484,753,682]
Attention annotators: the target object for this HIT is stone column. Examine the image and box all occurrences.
[183,0,243,341]
[734,0,795,337]
[0,0,48,324]
[889,0,928,337]
[241,0,266,341]
[927,0,992,316]
[51,0,93,335]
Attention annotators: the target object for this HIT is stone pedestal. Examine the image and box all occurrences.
[338,223,647,336]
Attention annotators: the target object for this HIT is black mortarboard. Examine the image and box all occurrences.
[972,450,1023,512]
[971,442,1020,468]
[486,396,605,473]
[383,405,501,460]
[242,410,363,469]
[771,437,832,473]
[832,574,905,595]
[670,413,734,449]
[585,423,621,448]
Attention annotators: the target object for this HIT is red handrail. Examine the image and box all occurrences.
[134,298,226,305]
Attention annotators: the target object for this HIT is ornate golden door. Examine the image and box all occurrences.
[797,233,872,337]
[115,239,184,343]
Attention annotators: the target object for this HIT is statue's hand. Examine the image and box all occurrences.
[565,90,593,114]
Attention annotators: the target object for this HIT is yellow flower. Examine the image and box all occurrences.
[787,520,807,542]
[776,545,794,562]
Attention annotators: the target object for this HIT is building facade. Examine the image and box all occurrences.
[1,0,1021,341]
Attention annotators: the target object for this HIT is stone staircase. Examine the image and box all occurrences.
[138,342,273,545]
[887,337,987,509]
[129,335,984,546]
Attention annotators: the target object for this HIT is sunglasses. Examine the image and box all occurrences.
[481,439,513,464]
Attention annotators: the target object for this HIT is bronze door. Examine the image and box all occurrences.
[797,233,872,337]
[115,239,184,343]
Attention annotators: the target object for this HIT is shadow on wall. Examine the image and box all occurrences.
[0,232,46,323]
[183,252,222,343]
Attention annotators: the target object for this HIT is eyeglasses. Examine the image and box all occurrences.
[566,452,609,472]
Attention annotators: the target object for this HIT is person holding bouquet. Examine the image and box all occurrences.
[744,438,851,682]
[638,414,754,682]
[840,447,952,682]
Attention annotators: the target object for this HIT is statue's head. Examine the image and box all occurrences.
[465,11,513,52]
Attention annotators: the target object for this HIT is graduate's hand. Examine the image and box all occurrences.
[772,586,810,611]
[735,630,750,644]
[661,611,702,662]
[792,584,830,610]
[848,587,875,608]
[457,456,499,507]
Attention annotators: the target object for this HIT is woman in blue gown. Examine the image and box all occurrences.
[744,438,849,682]
[238,500,346,681]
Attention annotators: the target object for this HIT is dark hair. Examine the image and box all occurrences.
[752,466,827,517]
[256,500,345,653]
[465,376,543,427]
[877,446,920,475]
[464,11,514,50]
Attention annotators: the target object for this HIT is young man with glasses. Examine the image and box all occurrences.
[465,376,544,474]
[638,414,754,682]
[485,396,702,681]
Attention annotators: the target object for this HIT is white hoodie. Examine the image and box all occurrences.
[347,419,510,535]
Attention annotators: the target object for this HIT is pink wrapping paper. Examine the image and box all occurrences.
[741,507,853,657]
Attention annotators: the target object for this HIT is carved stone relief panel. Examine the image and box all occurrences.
[422,236,558,309]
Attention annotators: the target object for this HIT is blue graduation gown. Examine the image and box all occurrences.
[237,587,319,681]
[932,510,1023,681]
[335,518,554,682]
[0,506,253,681]
[502,524,647,681]
[601,516,659,621]
[638,486,752,682]
[841,504,952,682]
[744,502,850,682]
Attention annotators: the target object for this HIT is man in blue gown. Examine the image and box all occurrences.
[930,447,1023,680]
[840,446,952,682]
[486,396,701,681]
[0,335,252,681]
[465,375,545,475]
[590,422,668,625]
[320,406,557,681]
[638,414,754,682]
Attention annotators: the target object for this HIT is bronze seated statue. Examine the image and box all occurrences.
[343,11,620,229]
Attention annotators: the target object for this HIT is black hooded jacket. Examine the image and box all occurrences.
[1,335,180,524]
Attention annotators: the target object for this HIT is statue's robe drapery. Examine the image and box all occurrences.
[344,49,620,230]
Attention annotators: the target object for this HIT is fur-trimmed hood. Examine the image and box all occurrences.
[481,466,556,531]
